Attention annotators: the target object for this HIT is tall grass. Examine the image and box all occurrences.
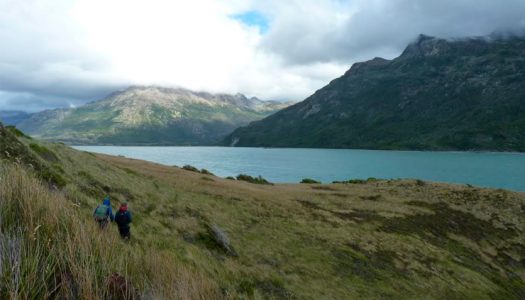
[0,163,220,299]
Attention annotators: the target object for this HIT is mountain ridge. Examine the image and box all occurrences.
[17,86,291,145]
[0,110,32,125]
[222,33,525,151]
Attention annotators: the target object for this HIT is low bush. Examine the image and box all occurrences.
[236,174,272,185]
[301,178,321,184]
[333,179,366,184]
[415,179,426,186]
[334,178,381,184]
[29,143,59,162]
[6,126,31,138]
[182,165,200,172]
[200,168,214,176]
[182,165,215,176]
[40,167,68,188]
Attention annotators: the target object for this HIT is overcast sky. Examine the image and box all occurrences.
[1,0,525,112]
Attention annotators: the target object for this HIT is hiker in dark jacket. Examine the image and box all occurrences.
[93,197,114,229]
[115,202,132,240]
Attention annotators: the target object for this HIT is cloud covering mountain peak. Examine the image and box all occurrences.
[1,0,524,112]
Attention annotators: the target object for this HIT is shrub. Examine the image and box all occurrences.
[182,165,200,172]
[29,143,59,162]
[236,174,272,185]
[182,165,215,176]
[225,176,236,180]
[200,169,214,176]
[301,178,321,184]
[6,126,31,138]
[333,179,366,184]
[40,168,68,188]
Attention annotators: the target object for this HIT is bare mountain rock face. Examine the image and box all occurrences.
[17,86,290,145]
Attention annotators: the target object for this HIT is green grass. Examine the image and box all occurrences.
[1,125,524,299]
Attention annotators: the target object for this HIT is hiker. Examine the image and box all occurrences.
[93,197,114,229]
[115,202,132,240]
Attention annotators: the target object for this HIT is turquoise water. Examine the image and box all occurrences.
[74,146,525,191]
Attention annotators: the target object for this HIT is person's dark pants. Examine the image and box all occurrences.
[118,226,130,240]
[97,219,108,229]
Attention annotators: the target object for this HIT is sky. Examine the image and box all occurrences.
[1,0,525,112]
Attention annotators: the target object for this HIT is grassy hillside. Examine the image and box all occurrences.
[1,124,524,298]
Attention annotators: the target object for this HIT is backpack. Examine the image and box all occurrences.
[94,205,109,221]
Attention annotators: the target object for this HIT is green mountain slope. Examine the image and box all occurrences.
[18,86,290,145]
[222,34,525,151]
[1,123,524,298]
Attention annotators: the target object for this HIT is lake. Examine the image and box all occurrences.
[73,146,525,192]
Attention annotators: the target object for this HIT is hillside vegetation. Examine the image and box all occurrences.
[1,124,524,299]
[224,34,525,151]
[17,86,290,146]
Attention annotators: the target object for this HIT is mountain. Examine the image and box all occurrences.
[17,86,290,145]
[0,110,32,126]
[222,34,525,151]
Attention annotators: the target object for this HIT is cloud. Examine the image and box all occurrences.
[259,0,525,65]
[0,0,524,111]
[0,91,85,113]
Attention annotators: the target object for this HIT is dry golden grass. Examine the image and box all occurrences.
[87,152,525,299]
[2,129,525,299]
[0,163,220,299]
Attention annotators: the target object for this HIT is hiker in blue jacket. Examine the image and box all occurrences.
[93,197,114,229]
